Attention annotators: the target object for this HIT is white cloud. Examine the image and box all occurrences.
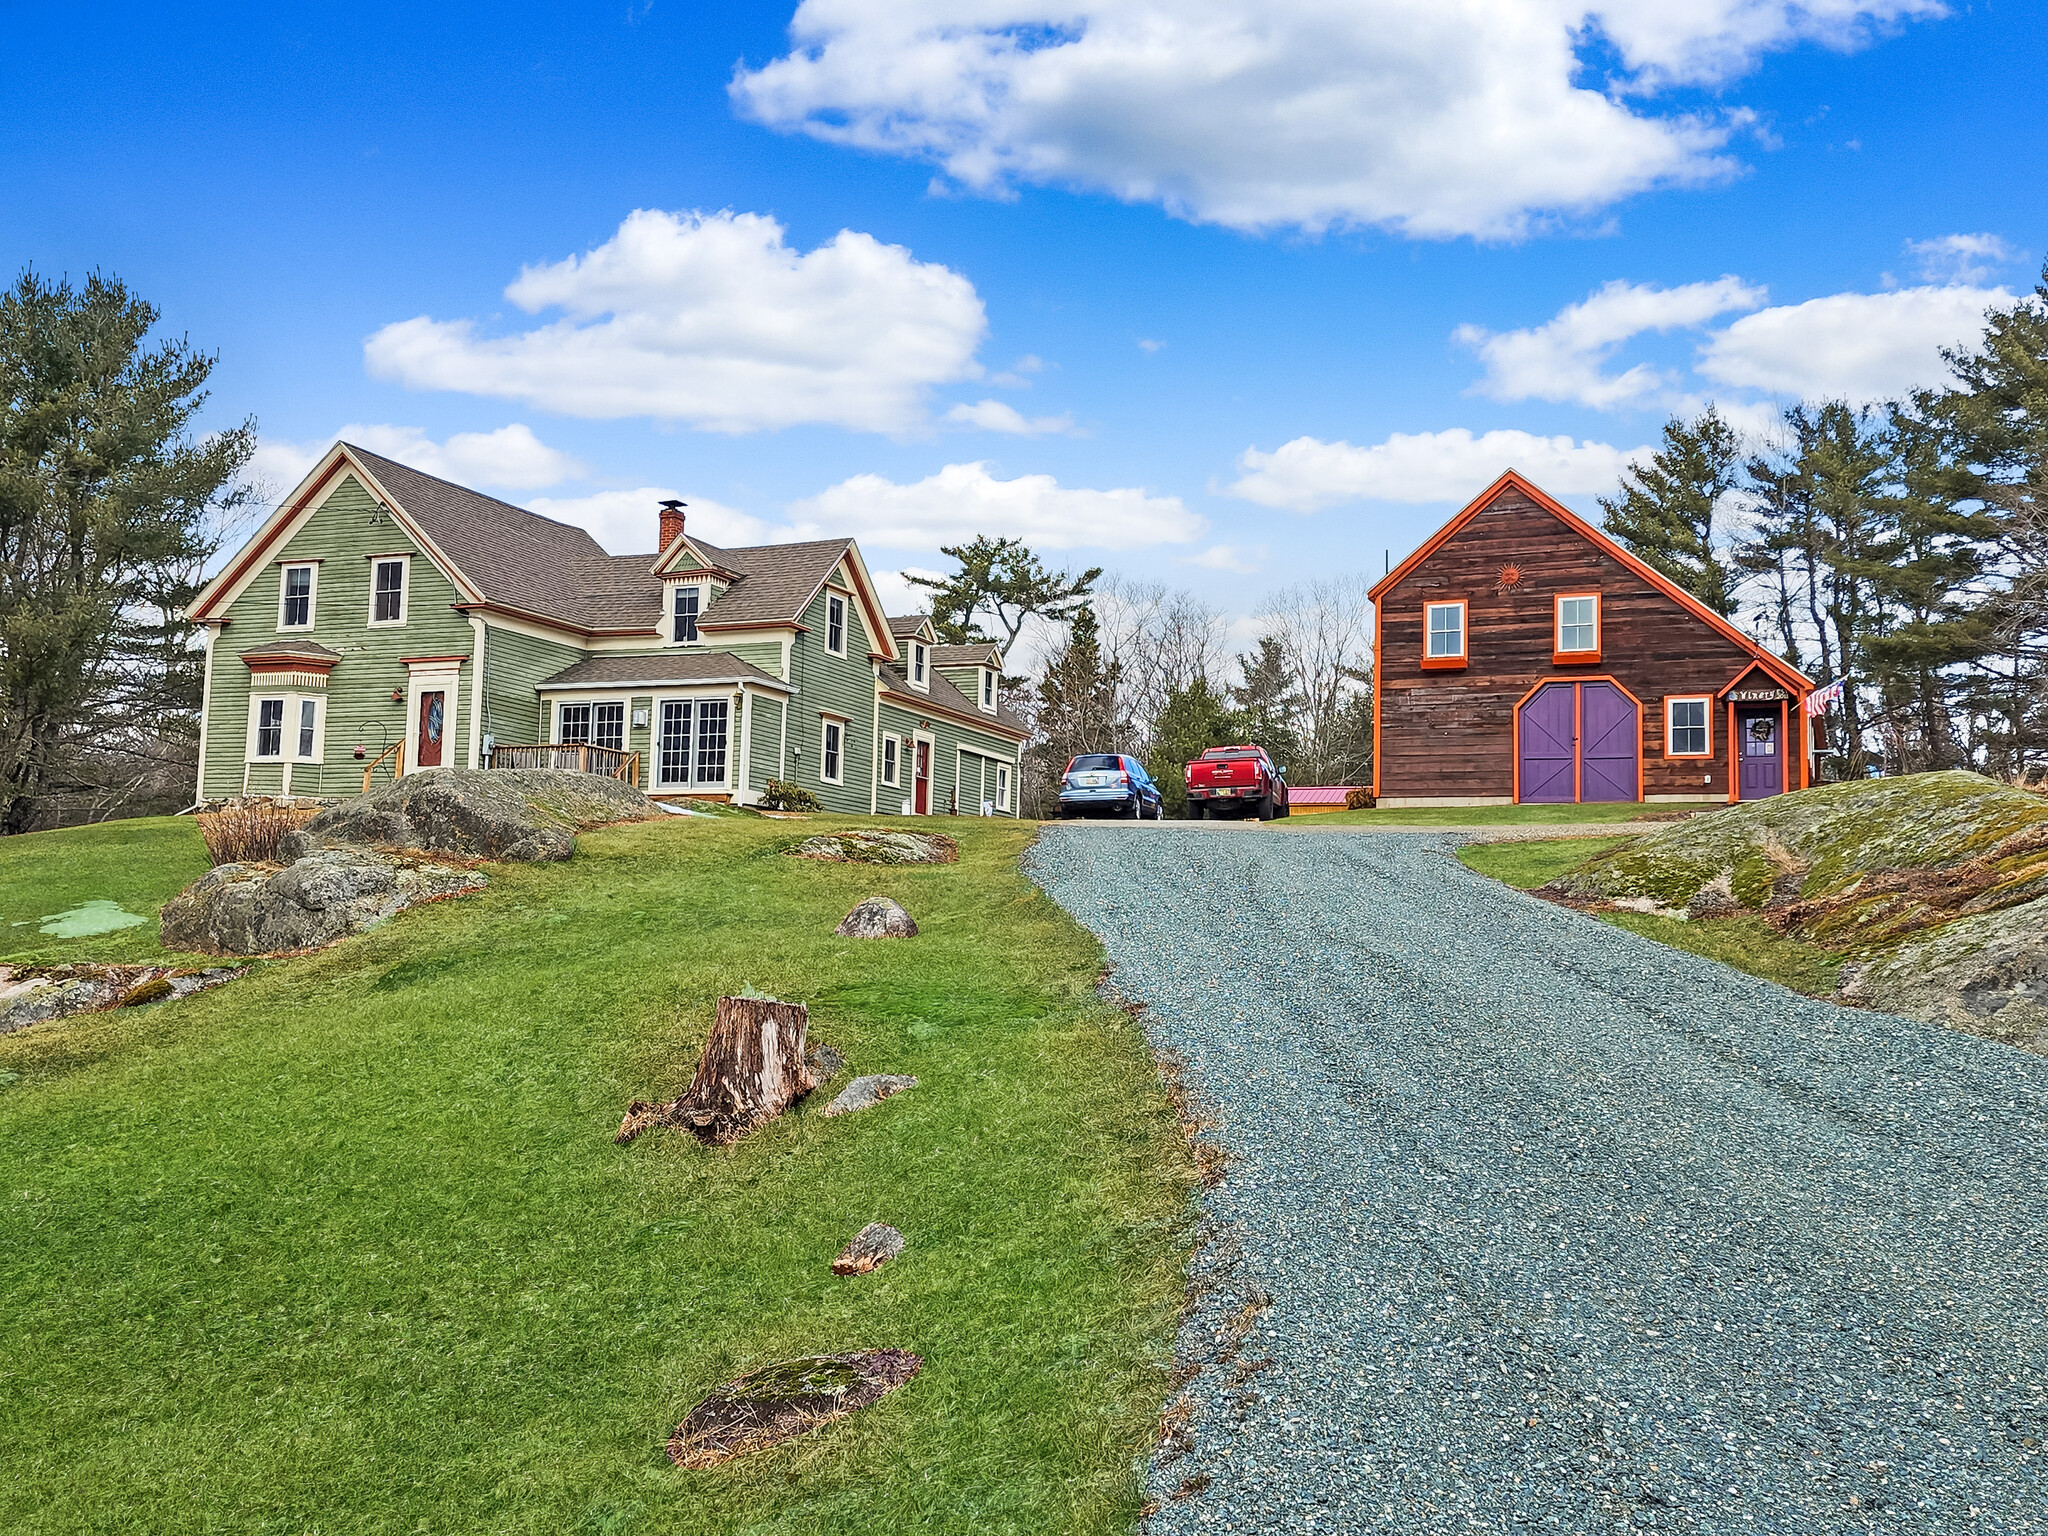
[989,353,1046,387]
[731,1,1940,239]
[1456,277,1764,408]
[1226,428,1648,511]
[1697,284,2010,402]
[1137,338,1166,353]
[363,209,986,434]
[944,398,1080,435]
[1904,232,2020,285]
[250,423,584,498]
[869,565,945,618]
[787,460,1203,550]
[1189,544,1266,574]
[523,488,774,555]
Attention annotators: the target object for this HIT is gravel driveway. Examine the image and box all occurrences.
[1026,826,2048,1533]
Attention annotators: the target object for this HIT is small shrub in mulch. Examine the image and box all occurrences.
[787,830,958,866]
[196,802,322,866]
[756,778,824,813]
[668,1349,922,1468]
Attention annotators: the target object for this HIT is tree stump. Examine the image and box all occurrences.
[617,995,817,1146]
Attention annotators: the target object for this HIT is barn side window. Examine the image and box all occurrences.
[1666,697,1711,757]
[1555,594,1600,660]
[1422,601,1466,669]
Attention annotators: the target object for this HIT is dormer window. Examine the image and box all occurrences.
[673,585,700,644]
[911,641,928,690]
[826,593,846,655]
[980,669,996,711]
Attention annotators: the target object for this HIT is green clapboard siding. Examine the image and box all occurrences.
[202,475,472,799]
[786,585,877,814]
[476,623,586,755]
[877,700,1022,818]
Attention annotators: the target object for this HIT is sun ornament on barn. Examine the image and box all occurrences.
[1494,563,1527,596]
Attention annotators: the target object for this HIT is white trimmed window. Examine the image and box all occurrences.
[1556,594,1600,656]
[996,762,1011,811]
[254,698,285,758]
[278,564,316,629]
[826,593,846,655]
[1424,601,1465,661]
[910,642,928,691]
[881,735,899,786]
[368,557,409,626]
[1666,696,1711,757]
[673,584,700,644]
[821,717,845,784]
[980,669,996,711]
[557,703,592,744]
[248,694,322,761]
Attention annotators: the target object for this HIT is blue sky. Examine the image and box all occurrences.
[6,0,2044,636]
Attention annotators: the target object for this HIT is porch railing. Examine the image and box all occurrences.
[488,742,641,784]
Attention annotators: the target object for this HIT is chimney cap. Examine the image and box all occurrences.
[658,498,687,511]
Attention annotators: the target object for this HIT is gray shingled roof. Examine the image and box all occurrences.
[697,538,855,630]
[349,446,866,637]
[879,663,1028,739]
[534,651,789,691]
[239,639,341,662]
[347,445,642,629]
[933,642,1002,668]
[889,615,931,639]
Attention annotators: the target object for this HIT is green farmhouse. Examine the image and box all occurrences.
[188,443,1027,815]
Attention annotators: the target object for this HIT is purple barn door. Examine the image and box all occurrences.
[1517,683,1575,802]
[1579,682,1639,802]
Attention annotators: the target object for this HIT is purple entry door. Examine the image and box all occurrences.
[1518,683,1575,802]
[1579,682,1639,802]
[1738,710,1783,799]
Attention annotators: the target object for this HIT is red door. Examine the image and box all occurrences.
[913,741,930,815]
[417,691,446,768]
[1738,710,1782,799]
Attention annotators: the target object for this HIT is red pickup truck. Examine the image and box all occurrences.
[1185,745,1291,820]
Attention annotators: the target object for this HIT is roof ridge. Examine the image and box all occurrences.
[342,442,608,546]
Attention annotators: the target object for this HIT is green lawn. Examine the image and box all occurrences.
[0,816,213,964]
[1458,836,1845,999]
[1287,801,1701,828]
[0,814,1191,1535]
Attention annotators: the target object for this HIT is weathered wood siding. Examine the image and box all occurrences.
[1375,485,1803,803]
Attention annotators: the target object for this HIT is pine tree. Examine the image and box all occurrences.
[906,535,1100,648]
[1599,405,1741,616]
[1030,604,1124,791]
[1229,636,1302,770]
[1922,262,2048,774]
[0,270,254,832]
[1144,676,1240,817]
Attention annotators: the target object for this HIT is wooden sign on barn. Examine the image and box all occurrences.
[1368,472,1814,809]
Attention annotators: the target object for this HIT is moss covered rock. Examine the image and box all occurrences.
[287,768,655,864]
[1546,772,2048,915]
[1539,772,2048,1054]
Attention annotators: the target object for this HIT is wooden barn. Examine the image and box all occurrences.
[1369,471,1813,809]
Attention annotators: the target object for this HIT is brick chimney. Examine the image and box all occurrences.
[658,499,687,550]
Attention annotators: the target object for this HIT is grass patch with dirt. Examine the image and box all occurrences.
[0,817,213,965]
[0,813,1191,1536]
[1458,835,1844,999]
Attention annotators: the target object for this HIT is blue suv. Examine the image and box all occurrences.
[1057,754,1163,820]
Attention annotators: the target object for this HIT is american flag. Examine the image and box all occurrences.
[1804,679,1845,716]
